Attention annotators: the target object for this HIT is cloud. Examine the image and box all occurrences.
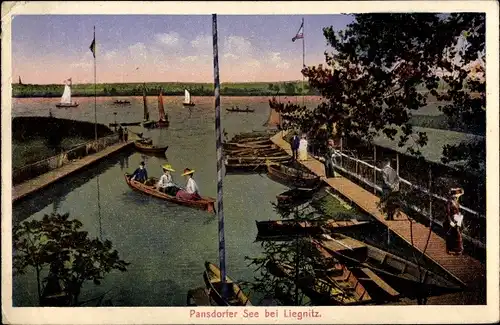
[190,34,212,51]
[155,32,181,47]
[128,42,148,60]
[104,50,118,60]
[269,52,290,70]
[223,35,254,58]
[223,53,239,60]
[180,55,199,63]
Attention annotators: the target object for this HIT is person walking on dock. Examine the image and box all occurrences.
[381,158,400,220]
[444,187,464,255]
[131,161,148,183]
[324,138,341,178]
[118,125,123,142]
[176,168,201,201]
[298,134,309,161]
[291,132,300,161]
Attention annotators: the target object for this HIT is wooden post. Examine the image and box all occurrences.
[373,145,377,194]
[340,136,343,169]
[396,153,399,176]
[428,167,432,228]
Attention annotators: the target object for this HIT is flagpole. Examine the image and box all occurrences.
[93,26,97,142]
[302,17,305,106]
[212,13,227,300]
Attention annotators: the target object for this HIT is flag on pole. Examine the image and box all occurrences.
[89,34,96,58]
[292,20,304,42]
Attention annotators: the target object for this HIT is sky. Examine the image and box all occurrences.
[12,14,355,84]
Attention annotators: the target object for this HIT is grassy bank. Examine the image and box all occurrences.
[13,81,317,98]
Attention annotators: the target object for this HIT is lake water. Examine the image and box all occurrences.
[11,95,323,306]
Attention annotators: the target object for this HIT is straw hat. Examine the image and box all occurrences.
[449,187,464,198]
[181,168,195,176]
[162,164,175,172]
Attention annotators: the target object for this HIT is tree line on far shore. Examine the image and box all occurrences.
[12,81,320,98]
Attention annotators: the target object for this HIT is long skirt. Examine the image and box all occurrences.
[176,190,201,201]
[444,221,463,254]
[298,146,308,161]
[160,186,180,196]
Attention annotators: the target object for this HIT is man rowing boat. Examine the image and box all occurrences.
[176,168,201,201]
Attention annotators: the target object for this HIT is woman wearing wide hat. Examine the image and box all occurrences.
[156,163,180,196]
[175,168,201,201]
[444,187,465,255]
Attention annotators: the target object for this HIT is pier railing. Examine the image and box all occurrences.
[13,134,120,185]
[329,151,485,248]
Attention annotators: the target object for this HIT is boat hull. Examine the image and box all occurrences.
[124,174,215,213]
[203,261,252,306]
[256,219,370,237]
[267,163,321,189]
[56,103,79,108]
[133,141,169,154]
[226,109,255,113]
[183,102,195,107]
[109,122,142,127]
[313,236,466,299]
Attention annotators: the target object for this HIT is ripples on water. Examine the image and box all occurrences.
[12,96,329,306]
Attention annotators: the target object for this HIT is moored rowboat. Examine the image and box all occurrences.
[312,235,466,299]
[133,140,169,154]
[203,261,252,306]
[276,187,320,209]
[124,174,215,213]
[256,218,370,237]
[267,162,321,189]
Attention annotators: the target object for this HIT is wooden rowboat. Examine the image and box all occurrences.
[225,155,291,164]
[133,140,169,155]
[267,162,321,189]
[226,108,255,113]
[276,187,319,209]
[109,121,141,127]
[266,260,374,305]
[124,174,215,213]
[203,261,252,306]
[223,142,275,151]
[225,148,285,157]
[312,235,466,299]
[256,218,370,237]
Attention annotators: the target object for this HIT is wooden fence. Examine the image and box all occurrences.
[12,134,120,185]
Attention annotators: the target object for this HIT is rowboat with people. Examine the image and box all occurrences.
[226,105,255,113]
[203,261,252,306]
[124,174,215,213]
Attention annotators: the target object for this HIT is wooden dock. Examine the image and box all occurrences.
[270,132,486,305]
[13,141,134,202]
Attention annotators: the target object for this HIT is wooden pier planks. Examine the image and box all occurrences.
[13,141,134,202]
[270,132,486,304]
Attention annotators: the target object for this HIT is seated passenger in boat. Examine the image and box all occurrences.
[130,161,148,183]
[176,168,202,200]
[156,164,180,196]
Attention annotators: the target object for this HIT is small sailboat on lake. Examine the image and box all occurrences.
[183,89,195,107]
[56,78,79,108]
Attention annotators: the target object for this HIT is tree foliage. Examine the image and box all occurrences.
[13,213,130,306]
[271,13,485,172]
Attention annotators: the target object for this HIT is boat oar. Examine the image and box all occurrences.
[321,234,355,251]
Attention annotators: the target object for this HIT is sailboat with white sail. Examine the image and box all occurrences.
[183,89,195,107]
[56,78,79,108]
[142,83,155,128]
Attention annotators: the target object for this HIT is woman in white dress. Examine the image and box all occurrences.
[298,134,309,161]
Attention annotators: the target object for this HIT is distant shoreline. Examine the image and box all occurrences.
[12,81,317,98]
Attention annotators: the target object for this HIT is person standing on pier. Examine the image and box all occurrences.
[118,125,123,142]
[381,158,400,220]
[444,188,464,255]
[298,134,309,161]
[324,139,341,178]
[291,132,300,161]
[123,127,129,142]
[176,168,201,200]
[131,161,148,183]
